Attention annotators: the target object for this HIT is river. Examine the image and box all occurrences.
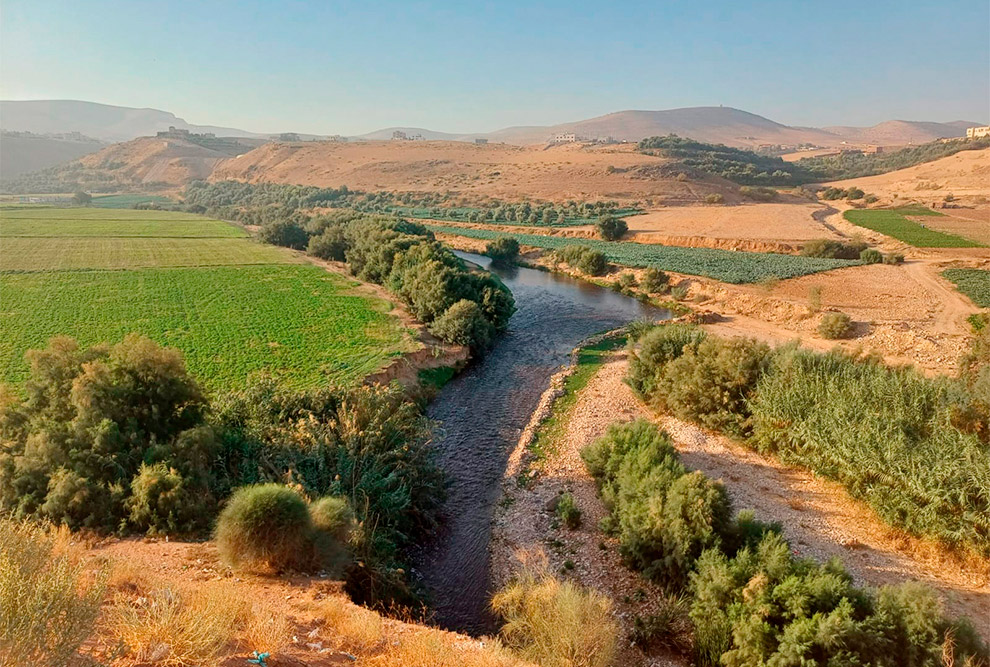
[412,252,669,634]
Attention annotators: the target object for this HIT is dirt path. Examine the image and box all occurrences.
[493,352,990,652]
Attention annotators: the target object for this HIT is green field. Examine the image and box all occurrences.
[1,207,413,390]
[427,224,857,283]
[91,194,174,208]
[1,207,244,238]
[0,237,295,271]
[943,268,990,308]
[843,209,981,247]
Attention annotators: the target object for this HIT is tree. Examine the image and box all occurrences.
[72,191,92,205]
[596,216,628,241]
[484,237,520,265]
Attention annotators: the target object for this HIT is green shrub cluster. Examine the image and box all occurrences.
[595,216,628,241]
[553,245,608,276]
[555,492,582,530]
[820,186,867,201]
[640,268,670,293]
[582,420,988,666]
[860,248,883,263]
[253,211,516,352]
[627,324,990,555]
[0,335,215,534]
[801,238,868,259]
[738,186,778,202]
[818,311,854,339]
[637,135,798,186]
[485,236,520,265]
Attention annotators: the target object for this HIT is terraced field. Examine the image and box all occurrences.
[0,207,413,389]
[943,268,990,308]
[427,224,857,283]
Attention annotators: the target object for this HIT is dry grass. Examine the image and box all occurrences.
[368,630,529,667]
[318,595,384,653]
[491,570,618,667]
[105,584,243,667]
[0,517,108,667]
[241,605,293,657]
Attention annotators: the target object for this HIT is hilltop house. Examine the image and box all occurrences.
[966,126,990,139]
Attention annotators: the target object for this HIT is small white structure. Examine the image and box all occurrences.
[551,133,577,144]
[966,126,990,139]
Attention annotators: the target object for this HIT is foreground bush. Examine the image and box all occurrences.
[690,532,987,666]
[215,484,320,571]
[0,335,214,532]
[491,571,618,667]
[0,517,108,667]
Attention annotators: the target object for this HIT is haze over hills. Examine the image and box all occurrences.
[2,100,982,150]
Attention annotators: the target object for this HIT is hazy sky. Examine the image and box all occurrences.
[2,0,988,135]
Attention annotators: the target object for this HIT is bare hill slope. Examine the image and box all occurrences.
[0,132,105,179]
[823,120,976,146]
[826,147,990,201]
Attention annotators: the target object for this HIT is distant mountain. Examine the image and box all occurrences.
[0,100,263,142]
[0,131,105,179]
[823,120,978,145]
[352,127,468,141]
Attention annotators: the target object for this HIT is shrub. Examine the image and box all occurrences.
[107,585,242,667]
[670,285,689,300]
[555,245,608,276]
[311,496,355,541]
[703,193,724,204]
[0,517,108,666]
[627,323,707,398]
[860,248,883,263]
[555,492,582,530]
[883,252,905,264]
[801,238,868,259]
[640,267,670,293]
[0,335,213,533]
[307,226,348,261]
[596,216,628,241]
[738,186,778,202]
[215,484,317,572]
[258,219,309,249]
[127,461,215,535]
[72,191,92,205]
[846,186,865,200]
[485,237,521,265]
[429,299,496,351]
[864,193,879,204]
[616,272,636,289]
[818,311,853,339]
[631,595,692,653]
[491,571,618,667]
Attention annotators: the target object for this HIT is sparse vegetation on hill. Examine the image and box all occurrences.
[797,136,990,181]
[627,324,990,557]
[582,420,988,666]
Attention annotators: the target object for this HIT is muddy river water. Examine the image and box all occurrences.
[412,252,669,634]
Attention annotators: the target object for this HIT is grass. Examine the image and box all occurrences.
[91,194,174,208]
[0,206,218,222]
[0,237,293,271]
[843,209,981,247]
[527,336,626,471]
[0,517,108,666]
[943,268,990,307]
[0,215,246,238]
[428,224,857,283]
[0,264,413,390]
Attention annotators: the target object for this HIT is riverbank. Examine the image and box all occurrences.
[491,348,990,663]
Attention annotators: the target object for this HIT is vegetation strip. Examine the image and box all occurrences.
[844,208,983,247]
[943,268,990,307]
[427,223,858,283]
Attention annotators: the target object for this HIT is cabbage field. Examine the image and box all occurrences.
[427,224,857,283]
[0,207,413,389]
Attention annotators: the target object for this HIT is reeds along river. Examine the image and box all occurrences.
[412,252,669,634]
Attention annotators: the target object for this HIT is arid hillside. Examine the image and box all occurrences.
[0,132,105,180]
[826,147,990,203]
[210,140,737,203]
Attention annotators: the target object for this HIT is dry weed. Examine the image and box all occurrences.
[368,630,529,667]
[242,605,293,657]
[318,595,384,653]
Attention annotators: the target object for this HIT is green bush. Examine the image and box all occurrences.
[883,252,905,264]
[640,267,669,293]
[651,337,772,436]
[127,461,215,535]
[258,219,309,249]
[801,238,868,259]
[485,236,520,265]
[429,299,496,351]
[703,193,725,204]
[738,186,778,202]
[555,245,608,276]
[307,226,348,261]
[627,323,707,399]
[616,272,636,289]
[860,248,883,263]
[215,484,318,571]
[0,336,213,533]
[846,186,865,200]
[818,311,853,339]
[310,496,355,541]
[596,216,628,241]
[555,492,582,530]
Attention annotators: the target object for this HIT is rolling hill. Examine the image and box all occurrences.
[0,131,105,179]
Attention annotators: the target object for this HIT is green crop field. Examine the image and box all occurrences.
[943,268,990,308]
[1,207,212,221]
[843,209,981,247]
[0,237,295,272]
[427,224,857,283]
[1,207,414,390]
[91,194,174,208]
[1,208,245,238]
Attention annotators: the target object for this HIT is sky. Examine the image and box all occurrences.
[2,0,988,135]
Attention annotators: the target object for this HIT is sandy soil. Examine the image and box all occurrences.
[826,147,990,205]
[492,352,990,658]
[210,140,736,204]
